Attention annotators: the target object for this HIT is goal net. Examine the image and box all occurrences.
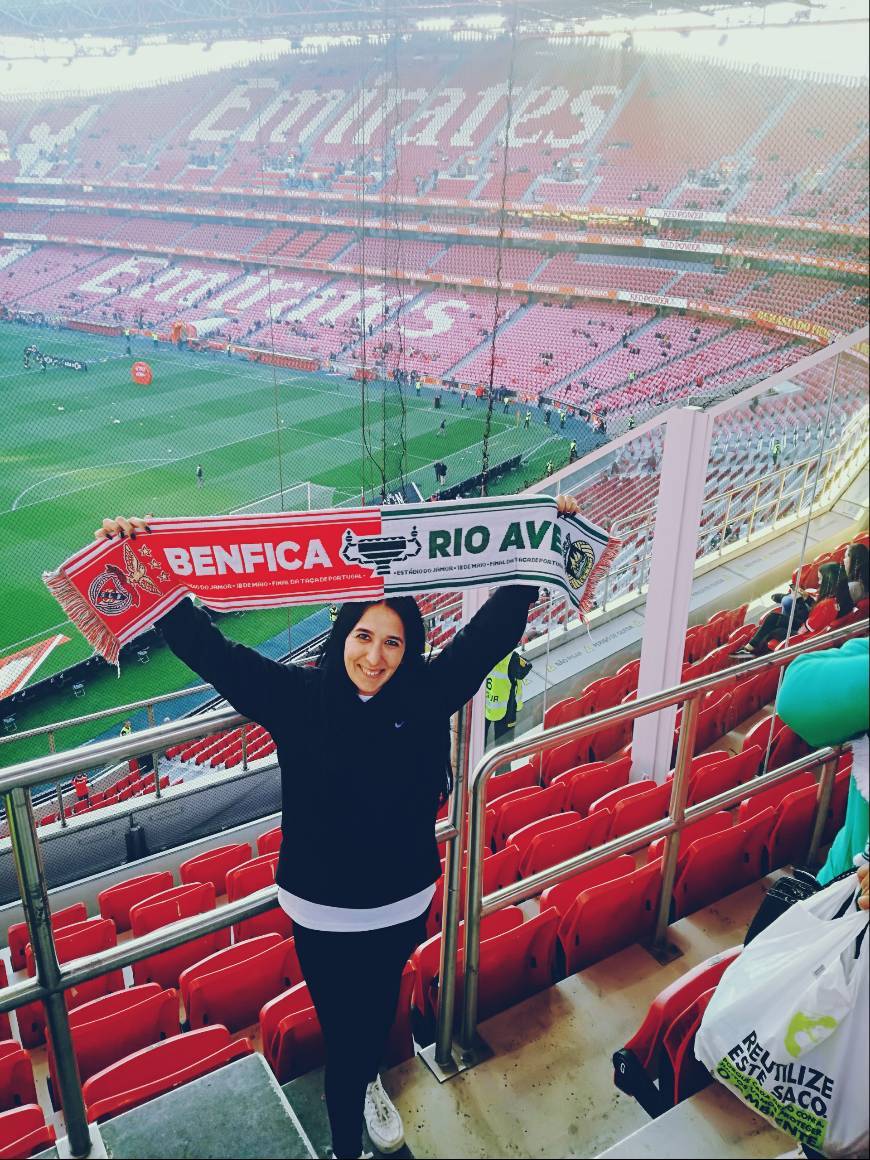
[232,482,335,515]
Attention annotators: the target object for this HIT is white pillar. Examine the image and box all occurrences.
[631,407,713,782]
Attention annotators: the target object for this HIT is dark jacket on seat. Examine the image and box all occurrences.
[158,587,536,908]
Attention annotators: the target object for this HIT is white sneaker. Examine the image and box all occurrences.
[364,1074,405,1154]
[327,1150,373,1159]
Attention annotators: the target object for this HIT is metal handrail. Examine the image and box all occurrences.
[456,620,866,1060]
[0,623,865,1151]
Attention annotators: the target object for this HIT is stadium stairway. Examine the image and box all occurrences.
[443,302,534,379]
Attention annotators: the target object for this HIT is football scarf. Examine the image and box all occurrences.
[44,495,618,665]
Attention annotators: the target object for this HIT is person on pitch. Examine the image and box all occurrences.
[94,496,581,1160]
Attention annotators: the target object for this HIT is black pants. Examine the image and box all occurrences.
[292,909,428,1159]
[748,610,790,652]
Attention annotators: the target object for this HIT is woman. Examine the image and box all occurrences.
[845,541,869,604]
[804,561,855,633]
[736,585,814,657]
[95,497,579,1160]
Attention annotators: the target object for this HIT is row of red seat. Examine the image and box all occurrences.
[37,773,172,828]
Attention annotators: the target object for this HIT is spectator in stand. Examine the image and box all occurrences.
[736,584,815,656]
[804,562,855,633]
[845,542,869,604]
[94,500,579,1160]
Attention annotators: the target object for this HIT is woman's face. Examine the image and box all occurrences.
[343,603,406,696]
[844,547,852,575]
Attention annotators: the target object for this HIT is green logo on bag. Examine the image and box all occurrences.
[784,1011,839,1059]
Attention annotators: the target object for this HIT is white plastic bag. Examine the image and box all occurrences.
[695,875,868,1158]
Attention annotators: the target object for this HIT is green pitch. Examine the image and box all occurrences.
[0,322,565,763]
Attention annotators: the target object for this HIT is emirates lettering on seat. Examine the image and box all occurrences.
[164,540,332,576]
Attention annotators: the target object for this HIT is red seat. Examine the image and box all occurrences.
[518,812,611,879]
[767,783,820,870]
[614,945,740,1114]
[484,787,540,849]
[426,846,514,940]
[610,782,673,839]
[7,901,87,972]
[647,813,733,871]
[540,855,637,920]
[98,871,174,933]
[261,964,417,1084]
[672,808,774,918]
[411,908,558,1040]
[492,782,566,849]
[741,715,783,758]
[19,918,123,1048]
[0,966,10,1041]
[0,1105,56,1159]
[563,757,632,815]
[557,861,663,974]
[180,935,303,1032]
[550,760,605,788]
[661,987,718,1105]
[0,1042,37,1112]
[687,745,761,806]
[179,843,252,896]
[260,981,323,1083]
[410,909,525,1038]
[130,883,229,989]
[539,736,589,784]
[589,779,655,816]
[738,770,816,820]
[82,1026,253,1122]
[256,827,282,856]
[507,812,583,861]
[485,762,539,801]
[225,853,292,942]
[46,985,179,1107]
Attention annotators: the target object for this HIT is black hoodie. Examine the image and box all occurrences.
[158,586,536,908]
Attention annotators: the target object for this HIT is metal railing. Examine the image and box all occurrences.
[453,621,866,1064]
[0,620,864,1152]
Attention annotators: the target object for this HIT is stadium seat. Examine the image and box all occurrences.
[0,1105,56,1159]
[82,1026,253,1122]
[671,808,775,918]
[46,985,179,1106]
[588,779,655,816]
[661,988,719,1105]
[540,855,637,919]
[484,786,540,849]
[686,745,761,806]
[179,843,252,896]
[130,882,230,989]
[426,845,513,940]
[540,736,591,785]
[179,935,303,1032]
[610,781,673,839]
[563,757,632,815]
[556,860,663,975]
[0,967,9,1042]
[737,770,816,820]
[614,946,740,1116]
[507,812,583,862]
[0,1042,37,1112]
[7,901,87,971]
[767,783,820,869]
[256,827,282,856]
[492,782,567,849]
[19,918,123,1048]
[518,812,611,879]
[486,762,539,801]
[647,812,733,869]
[98,871,174,933]
[225,852,291,941]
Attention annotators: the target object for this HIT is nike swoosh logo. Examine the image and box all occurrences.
[394,721,405,729]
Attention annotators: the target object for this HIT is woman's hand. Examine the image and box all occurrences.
[94,515,153,541]
[555,494,580,516]
[857,863,869,912]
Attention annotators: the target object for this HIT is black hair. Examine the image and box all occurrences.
[817,562,854,618]
[846,542,869,593]
[317,597,426,679]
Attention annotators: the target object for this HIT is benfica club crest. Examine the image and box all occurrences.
[87,543,162,616]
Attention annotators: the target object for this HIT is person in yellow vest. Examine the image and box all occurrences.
[485,650,533,743]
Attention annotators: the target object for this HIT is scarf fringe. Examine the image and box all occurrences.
[577,534,621,622]
[43,568,122,666]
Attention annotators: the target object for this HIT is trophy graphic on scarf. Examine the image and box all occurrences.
[340,527,422,575]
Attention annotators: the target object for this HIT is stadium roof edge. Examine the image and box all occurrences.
[0,0,769,40]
